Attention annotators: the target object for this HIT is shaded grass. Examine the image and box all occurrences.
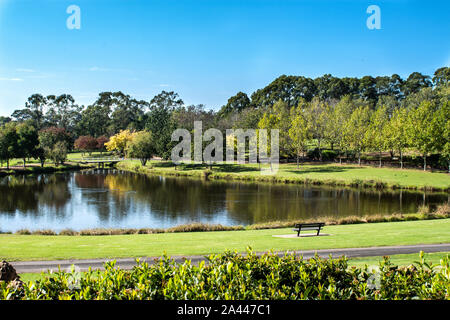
[117,160,450,191]
[1,219,449,261]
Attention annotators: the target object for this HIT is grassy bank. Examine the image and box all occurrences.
[117,160,450,191]
[7,203,450,236]
[0,163,91,176]
[1,219,449,261]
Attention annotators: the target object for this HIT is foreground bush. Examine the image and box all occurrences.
[1,250,449,300]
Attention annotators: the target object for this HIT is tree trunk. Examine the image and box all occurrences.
[423,153,426,171]
[358,153,361,166]
[6,159,9,170]
[379,151,382,168]
[400,150,403,169]
[318,140,322,162]
[296,149,300,169]
[23,158,26,168]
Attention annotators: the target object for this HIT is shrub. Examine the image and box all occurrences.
[15,229,31,235]
[322,150,338,161]
[32,229,56,236]
[306,148,320,160]
[1,250,448,300]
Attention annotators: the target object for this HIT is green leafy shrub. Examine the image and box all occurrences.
[1,250,448,300]
[321,150,338,161]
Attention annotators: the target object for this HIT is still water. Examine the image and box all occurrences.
[0,170,447,232]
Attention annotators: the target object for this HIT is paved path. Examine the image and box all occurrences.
[11,243,450,273]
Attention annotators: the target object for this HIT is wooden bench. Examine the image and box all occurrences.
[293,223,325,237]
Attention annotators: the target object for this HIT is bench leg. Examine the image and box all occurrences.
[297,229,301,237]
[316,227,321,236]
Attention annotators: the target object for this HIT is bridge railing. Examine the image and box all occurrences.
[71,157,125,162]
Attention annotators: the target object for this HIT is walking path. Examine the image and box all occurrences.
[11,243,450,273]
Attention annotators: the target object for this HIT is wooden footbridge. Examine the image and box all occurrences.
[72,158,124,168]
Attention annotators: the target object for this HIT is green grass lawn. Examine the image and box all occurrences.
[1,219,449,261]
[17,251,450,283]
[0,151,113,169]
[67,151,114,160]
[118,160,450,190]
[348,251,450,268]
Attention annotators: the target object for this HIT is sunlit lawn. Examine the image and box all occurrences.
[119,160,450,190]
[1,219,449,261]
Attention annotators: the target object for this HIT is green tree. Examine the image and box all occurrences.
[304,98,330,161]
[251,75,316,109]
[145,91,183,159]
[367,105,389,167]
[218,92,251,118]
[327,96,356,163]
[78,104,111,137]
[258,100,290,157]
[47,141,68,165]
[359,76,377,102]
[432,67,450,88]
[173,104,215,131]
[12,94,47,129]
[385,107,409,169]
[433,101,450,172]
[46,94,82,132]
[343,106,372,165]
[406,101,439,171]
[126,131,155,166]
[0,117,11,126]
[16,122,39,168]
[0,123,19,169]
[403,72,432,96]
[288,105,310,168]
[38,127,72,166]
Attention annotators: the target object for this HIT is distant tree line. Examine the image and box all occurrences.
[0,67,448,170]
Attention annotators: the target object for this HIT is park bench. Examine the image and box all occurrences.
[293,222,325,237]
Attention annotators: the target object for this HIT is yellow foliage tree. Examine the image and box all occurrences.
[105,129,135,156]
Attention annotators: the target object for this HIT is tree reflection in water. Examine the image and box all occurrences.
[0,170,447,232]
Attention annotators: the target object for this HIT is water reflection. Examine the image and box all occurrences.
[0,170,447,232]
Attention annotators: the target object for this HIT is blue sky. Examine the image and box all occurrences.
[0,0,449,116]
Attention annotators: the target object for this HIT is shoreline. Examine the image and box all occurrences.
[3,205,449,236]
[116,161,450,192]
[0,163,94,176]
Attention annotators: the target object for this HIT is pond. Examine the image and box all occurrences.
[0,170,447,232]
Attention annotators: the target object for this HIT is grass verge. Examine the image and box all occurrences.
[17,251,450,283]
